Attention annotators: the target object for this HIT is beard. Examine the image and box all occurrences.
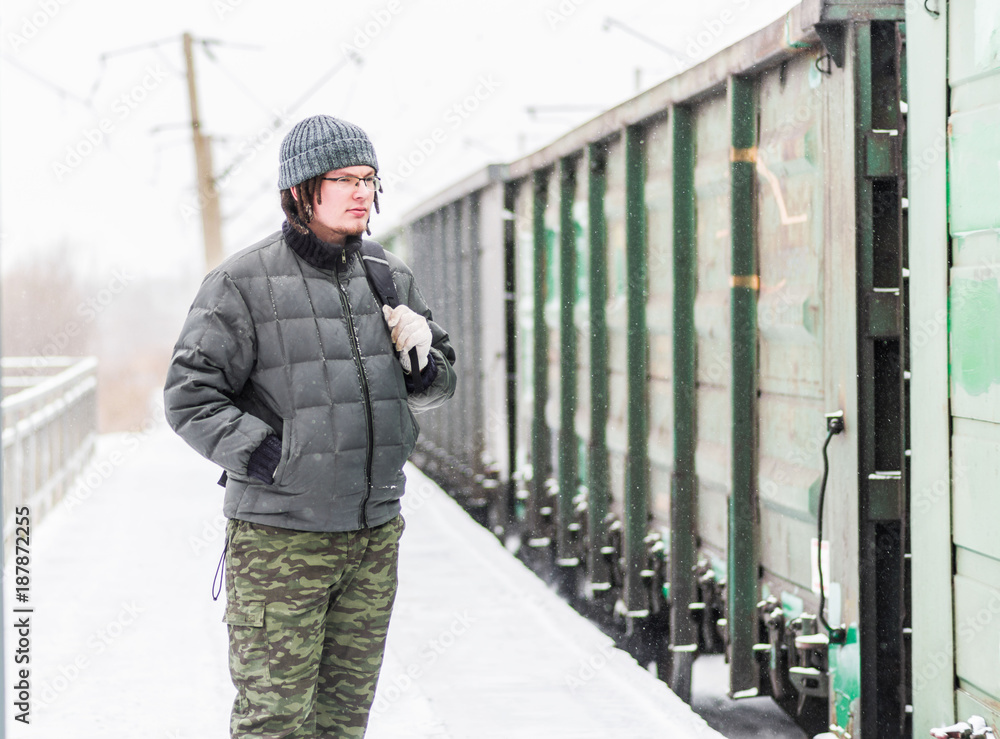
[309,216,370,244]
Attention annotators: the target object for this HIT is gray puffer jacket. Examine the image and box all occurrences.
[163,224,456,532]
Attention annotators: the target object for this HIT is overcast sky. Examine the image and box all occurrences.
[1,0,799,283]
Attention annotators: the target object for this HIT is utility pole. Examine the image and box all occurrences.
[183,32,224,271]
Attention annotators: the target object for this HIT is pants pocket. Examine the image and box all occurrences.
[224,599,271,688]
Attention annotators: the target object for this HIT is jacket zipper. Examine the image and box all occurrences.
[336,250,375,529]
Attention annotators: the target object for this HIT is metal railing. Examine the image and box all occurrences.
[2,357,98,552]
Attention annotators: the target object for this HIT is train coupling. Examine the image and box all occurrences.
[789,631,830,714]
[930,716,996,739]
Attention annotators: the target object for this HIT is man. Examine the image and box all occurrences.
[164,114,457,738]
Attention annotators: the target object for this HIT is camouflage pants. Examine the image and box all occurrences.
[224,515,404,738]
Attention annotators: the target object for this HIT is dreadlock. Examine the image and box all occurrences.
[281,175,383,236]
[281,174,322,235]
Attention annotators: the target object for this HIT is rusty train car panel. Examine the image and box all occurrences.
[645,115,676,528]
[693,92,733,563]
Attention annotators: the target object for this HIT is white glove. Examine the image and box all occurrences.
[383,304,432,373]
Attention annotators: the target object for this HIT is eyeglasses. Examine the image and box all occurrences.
[322,175,381,192]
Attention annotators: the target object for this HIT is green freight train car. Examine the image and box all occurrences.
[389,1,1000,736]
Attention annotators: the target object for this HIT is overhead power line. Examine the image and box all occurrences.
[601,17,687,63]
[0,54,96,110]
[213,50,363,185]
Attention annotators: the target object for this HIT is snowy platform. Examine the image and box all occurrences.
[4,425,724,738]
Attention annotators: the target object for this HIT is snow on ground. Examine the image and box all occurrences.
[369,464,724,739]
[5,424,725,738]
[691,656,808,739]
[4,425,231,738]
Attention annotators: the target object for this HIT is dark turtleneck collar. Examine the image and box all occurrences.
[282,221,363,271]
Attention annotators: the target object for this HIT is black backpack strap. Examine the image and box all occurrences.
[359,240,424,393]
[359,240,399,308]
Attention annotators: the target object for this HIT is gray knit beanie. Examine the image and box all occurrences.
[277,115,378,190]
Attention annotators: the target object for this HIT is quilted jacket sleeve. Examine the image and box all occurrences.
[163,270,274,474]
